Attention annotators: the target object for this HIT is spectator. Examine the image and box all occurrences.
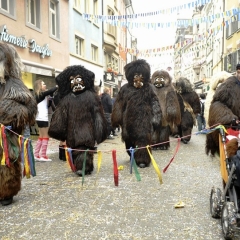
[33,80,58,161]
[197,93,206,131]
[101,87,114,139]
[236,63,240,80]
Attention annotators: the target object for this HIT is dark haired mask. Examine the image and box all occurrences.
[133,74,144,88]
[70,75,85,93]
[154,76,165,88]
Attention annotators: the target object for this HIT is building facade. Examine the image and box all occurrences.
[69,0,104,89]
[173,0,238,93]
[0,0,69,89]
[224,0,240,74]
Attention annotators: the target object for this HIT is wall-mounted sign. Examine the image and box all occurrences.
[0,25,52,58]
[104,71,114,82]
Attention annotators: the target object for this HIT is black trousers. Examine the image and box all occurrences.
[104,113,114,135]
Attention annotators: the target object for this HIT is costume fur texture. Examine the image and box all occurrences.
[206,76,240,156]
[151,70,181,149]
[174,77,201,143]
[48,65,108,175]
[0,42,37,201]
[111,59,162,167]
[226,138,238,158]
[204,71,232,127]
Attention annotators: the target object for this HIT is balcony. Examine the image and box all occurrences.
[193,65,201,75]
[103,41,116,54]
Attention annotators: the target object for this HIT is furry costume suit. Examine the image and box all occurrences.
[206,76,240,156]
[48,65,108,176]
[151,70,181,150]
[0,43,37,206]
[174,77,201,143]
[111,59,162,168]
[204,71,231,128]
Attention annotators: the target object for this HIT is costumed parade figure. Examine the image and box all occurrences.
[48,65,108,176]
[174,77,201,143]
[0,42,37,206]
[111,59,162,168]
[206,73,240,156]
[151,69,181,150]
[204,71,231,127]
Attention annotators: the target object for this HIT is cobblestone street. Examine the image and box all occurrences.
[0,128,229,239]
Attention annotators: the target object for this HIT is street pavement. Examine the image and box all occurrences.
[0,127,231,239]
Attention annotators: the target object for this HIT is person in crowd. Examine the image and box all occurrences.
[197,93,206,131]
[48,65,108,176]
[111,59,162,168]
[101,87,115,139]
[33,80,58,161]
[111,93,119,135]
[0,42,37,206]
[206,63,240,156]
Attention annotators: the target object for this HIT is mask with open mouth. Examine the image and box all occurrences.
[154,76,165,88]
[70,75,85,93]
[133,74,144,88]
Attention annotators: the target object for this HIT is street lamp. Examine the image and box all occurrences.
[117,72,123,82]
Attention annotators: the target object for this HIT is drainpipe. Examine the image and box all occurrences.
[102,0,104,47]
[102,0,104,89]
[221,0,225,70]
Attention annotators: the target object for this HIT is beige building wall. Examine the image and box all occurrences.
[0,0,69,81]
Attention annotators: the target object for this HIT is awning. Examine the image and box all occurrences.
[22,59,62,76]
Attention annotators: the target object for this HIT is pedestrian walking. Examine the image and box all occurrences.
[101,87,115,139]
[33,80,58,161]
[197,93,206,131]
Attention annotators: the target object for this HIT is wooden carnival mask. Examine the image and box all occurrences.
[153,76,165,88]
[70,75,85,93]
[133,73,144,88]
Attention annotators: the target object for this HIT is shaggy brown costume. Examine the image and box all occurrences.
[206,76,240,156]
[0,43,37,205]
[151,70,181,150]
[226,138,239,158]
[174,77,201,143]
[48,65,108,176]
[111,59,162,168]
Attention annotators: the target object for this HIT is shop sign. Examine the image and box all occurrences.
[0,25,52,58]
[104,71,114,82]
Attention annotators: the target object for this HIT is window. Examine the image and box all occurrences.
[75,36,84,56]
[1,0,8,11]
[91,44,98,62]
[74,0,80,9]
[226,15,238,38]
[49,0,60,39]
[107,8,115,36]
[238,50,240,63]
[84,0,89,13]
[26,0,40,29]
[228,54,232,72]
[0,0,16,18]
[93,0,97,15]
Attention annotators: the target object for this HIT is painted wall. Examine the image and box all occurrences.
[0,0,69,72]
[68,0,103,85]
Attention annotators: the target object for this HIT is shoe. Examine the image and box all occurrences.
[34,155,41,161]
[107,135,114,139]
[39,156,52,162]
[1,197,13,206]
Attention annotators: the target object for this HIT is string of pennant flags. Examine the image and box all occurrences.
[83,4,240,58]
[83,7,240,29]
[82,0,211,21]
[0,122,227,186]
[119,33,227,59]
